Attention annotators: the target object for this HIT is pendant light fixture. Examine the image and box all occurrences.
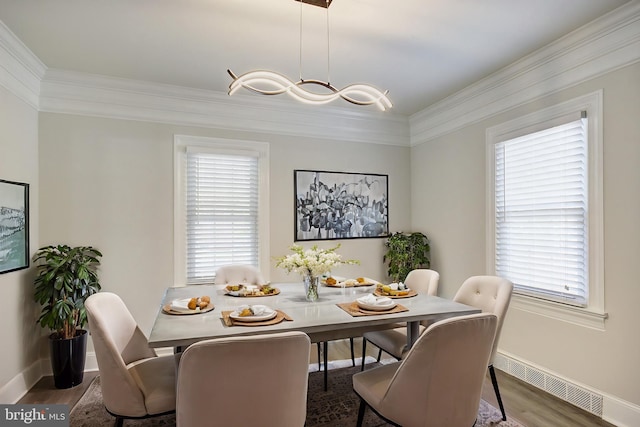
[227,0,392,111]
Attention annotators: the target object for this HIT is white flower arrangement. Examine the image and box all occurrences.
[275,244,359,277]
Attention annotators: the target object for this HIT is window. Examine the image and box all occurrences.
[486,91,606,328]
[174,136,269,285]
[495,116,587,305]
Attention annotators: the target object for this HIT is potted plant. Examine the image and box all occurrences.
[383,232,431,283]
[33,244,102,389]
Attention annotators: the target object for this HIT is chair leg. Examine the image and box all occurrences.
[361,338,367,371]
[356,398,367,427]
[377,347,382,362]
[489,365,507,421]
[323,341,328,391]
[115,417,123,427]
[350,337,355,367]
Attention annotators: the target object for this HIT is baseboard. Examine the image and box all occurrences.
[307,356,379,373]
[496,351,640,426]
[0,360,42,404]
[603,393,640,427]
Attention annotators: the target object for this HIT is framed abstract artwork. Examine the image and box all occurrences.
[0,179,29,274]
[294,169,389,241]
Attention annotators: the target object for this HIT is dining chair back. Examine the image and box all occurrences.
[176,331,311,427]
[403,268,440,296]
[353,313,498,427]
[85,292,178,427]
[213,264,265,285]
[453,275,514,420]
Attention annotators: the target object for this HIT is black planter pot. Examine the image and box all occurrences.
[49,329,87,389]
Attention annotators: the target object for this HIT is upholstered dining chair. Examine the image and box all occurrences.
[353,313,498,427]
[360,268,440,368]
[176,331,311,427]
[213,264,265,285]
[85,292,179,427]
[452,275,513,421]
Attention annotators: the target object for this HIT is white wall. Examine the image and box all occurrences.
[37,114,412,335]
[410,62,640,409]
[0,85,41,396]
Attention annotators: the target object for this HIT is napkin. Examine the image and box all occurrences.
[357,294,394,307]
[170,298,198,313]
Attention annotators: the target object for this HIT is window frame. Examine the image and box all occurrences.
[174,135,270,286]
[486,91,606,329]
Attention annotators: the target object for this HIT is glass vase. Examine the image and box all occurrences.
[303,274,319,302]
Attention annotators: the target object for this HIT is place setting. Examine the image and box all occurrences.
[321,275,380,288]
[221,304,293,326]
[223,283,280,297]
[162,295,215,315]
[337,293,409,317]
[373,282,418,298]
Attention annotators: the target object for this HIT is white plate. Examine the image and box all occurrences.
[356,298,397,312]
[229,306,277,322]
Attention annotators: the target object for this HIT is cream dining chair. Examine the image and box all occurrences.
[353,313,498,427]
[85,292,179,427]
[361,274,513,421]
[360,268,440,368]
[213,264,265,285]
[176,331,311,427]
[452,275,513,421]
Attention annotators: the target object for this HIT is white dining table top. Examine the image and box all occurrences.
[148,282,480,349]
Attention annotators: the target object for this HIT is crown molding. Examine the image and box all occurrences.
[0,20,46,109]
[410,1,640,146]
[39,69,410,146]
[2,2,637,147]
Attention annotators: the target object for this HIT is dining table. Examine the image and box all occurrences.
[148,282,481,351]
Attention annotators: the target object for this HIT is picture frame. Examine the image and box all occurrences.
[0,179,29,274]
[294,169,389,241]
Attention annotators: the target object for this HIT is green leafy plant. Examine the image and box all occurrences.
[383,232,431,283]
[33,245,102,340]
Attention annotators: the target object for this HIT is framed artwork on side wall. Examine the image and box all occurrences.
[294,169,389,241]
[0,179,29,274]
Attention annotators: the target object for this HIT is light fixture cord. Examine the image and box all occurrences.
[299,0,303,81]
[326,0,331,84]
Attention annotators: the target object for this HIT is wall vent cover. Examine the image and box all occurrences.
[495,353,603,416]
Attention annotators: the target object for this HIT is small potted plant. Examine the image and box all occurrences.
[384,232,431,283]
[33,244,102,388]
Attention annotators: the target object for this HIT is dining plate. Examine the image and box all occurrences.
[356,300,397,311]
[321,275,346,286]
[162,298,215,315]
[374,288,418,298]
[229,306,277,322]
[225,285,280,297]
[323,277,378,287]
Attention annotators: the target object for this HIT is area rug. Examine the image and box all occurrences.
[70,365,524,427]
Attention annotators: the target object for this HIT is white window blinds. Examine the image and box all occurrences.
[185,150,259,284]
[495,115,588,306]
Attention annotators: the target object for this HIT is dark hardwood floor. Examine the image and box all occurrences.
[18,338,617,427]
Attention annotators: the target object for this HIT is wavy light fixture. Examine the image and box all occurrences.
[227,0,392,111]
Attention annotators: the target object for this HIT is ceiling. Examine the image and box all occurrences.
[0,0,630,116]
